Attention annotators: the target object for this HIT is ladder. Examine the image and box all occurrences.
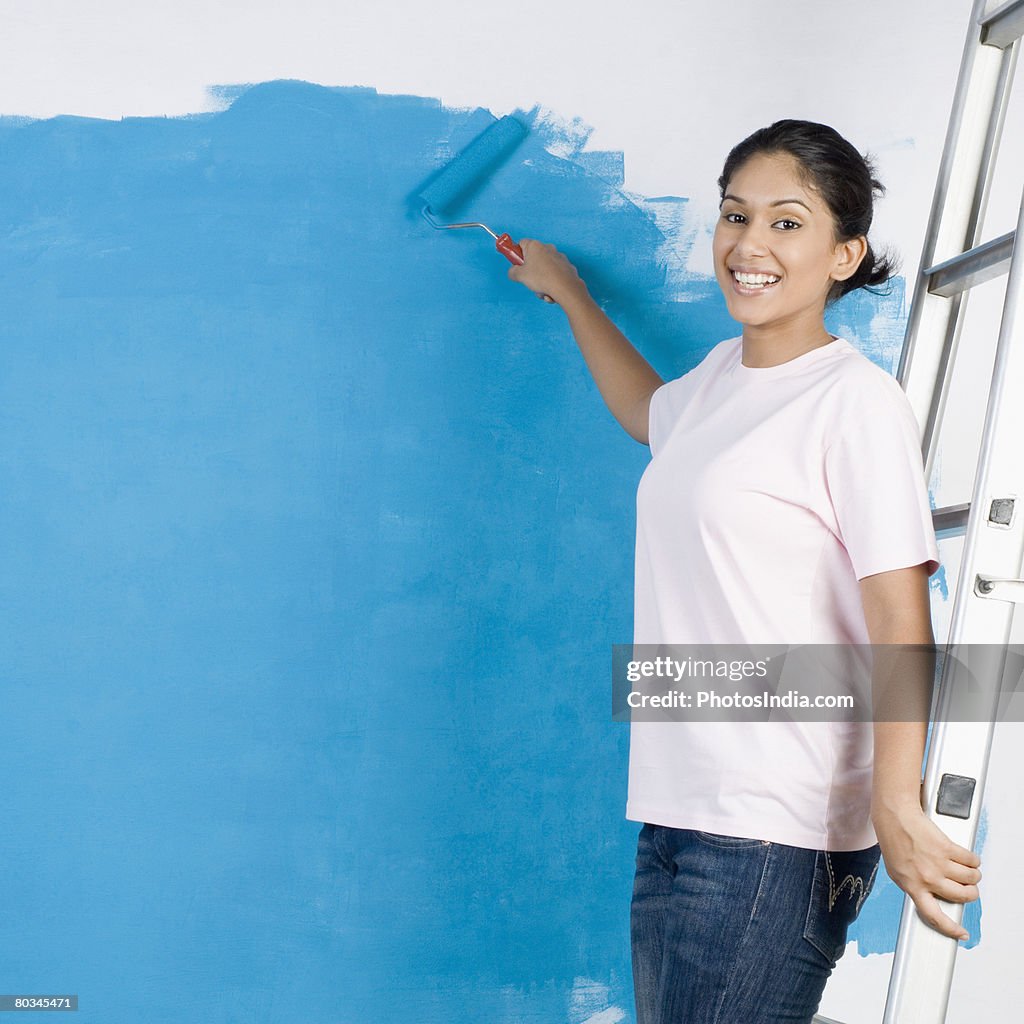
[814,1,1024,1022]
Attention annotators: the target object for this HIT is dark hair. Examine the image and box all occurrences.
[717,119,899,306]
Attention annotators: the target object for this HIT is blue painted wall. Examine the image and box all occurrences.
[0,80,975,1022]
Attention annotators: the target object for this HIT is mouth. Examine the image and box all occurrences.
[729,269,781,295]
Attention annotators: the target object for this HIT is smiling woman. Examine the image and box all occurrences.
[506,118,982,1024]
[712,130,892,367]
[714,152,864,368]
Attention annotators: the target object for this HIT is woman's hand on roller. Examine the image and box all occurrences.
[508,239,588,307]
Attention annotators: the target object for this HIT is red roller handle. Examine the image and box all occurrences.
[495,233,524,266]
[496,232,554,302]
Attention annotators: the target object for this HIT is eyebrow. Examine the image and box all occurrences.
[721,193,813,213]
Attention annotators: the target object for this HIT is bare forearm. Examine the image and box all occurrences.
[870,645,933,815]
[870,644,934,815]
[867,637,934,817]
[872,719,927,814]
[559,283,663,444]
[859,567,936,820]
[507,238,663,443]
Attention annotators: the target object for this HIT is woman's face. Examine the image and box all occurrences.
[712,151,862,332]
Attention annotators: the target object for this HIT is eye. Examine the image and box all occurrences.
[722,212,745,224]
[775,218,801,230]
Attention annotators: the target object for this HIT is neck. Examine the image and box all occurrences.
[740,319,835,369]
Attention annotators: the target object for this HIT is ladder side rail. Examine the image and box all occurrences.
[883,184,1024,1024]
[897,0,1017,484]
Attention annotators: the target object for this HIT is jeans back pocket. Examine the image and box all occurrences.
[802,845,881,966]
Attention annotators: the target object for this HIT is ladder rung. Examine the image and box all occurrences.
[811,1015,847,1024]
[933,502,971,537]
[923,230,1014,297]
[980,0,1024,48]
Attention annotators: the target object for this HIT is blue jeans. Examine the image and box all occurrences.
[630,823,881,1024]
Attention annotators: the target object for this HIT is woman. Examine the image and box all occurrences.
[507,120,983,1023]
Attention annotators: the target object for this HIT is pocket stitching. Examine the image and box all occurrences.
[825,850,879,915]
[858,856,880,914]
[804,848,880,965]
[803,850,839,965]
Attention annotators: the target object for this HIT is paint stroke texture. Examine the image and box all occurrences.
[0,81,970,1024]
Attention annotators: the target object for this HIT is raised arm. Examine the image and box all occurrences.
[508,239,664,445]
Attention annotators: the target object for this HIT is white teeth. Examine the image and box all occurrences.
[733,271,780,286]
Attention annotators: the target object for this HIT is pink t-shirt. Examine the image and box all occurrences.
[626,334,941,850]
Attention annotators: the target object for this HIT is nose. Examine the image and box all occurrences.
[733,219,771,258]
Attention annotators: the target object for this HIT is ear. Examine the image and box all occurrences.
[831,234,868,283]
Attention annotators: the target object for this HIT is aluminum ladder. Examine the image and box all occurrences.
[814,0,1024,1021]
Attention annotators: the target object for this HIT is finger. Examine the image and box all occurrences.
[914,892,970,941]
[944,860,982,886]
[954,848,982,869]
[932,877,980,904]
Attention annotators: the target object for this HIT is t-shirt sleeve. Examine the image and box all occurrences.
[647,380,674,456]
[823,379,941,581]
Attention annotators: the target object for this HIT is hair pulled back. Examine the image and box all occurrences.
[717,119,899,306]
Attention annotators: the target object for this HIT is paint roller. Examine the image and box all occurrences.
[417,115,528,266]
